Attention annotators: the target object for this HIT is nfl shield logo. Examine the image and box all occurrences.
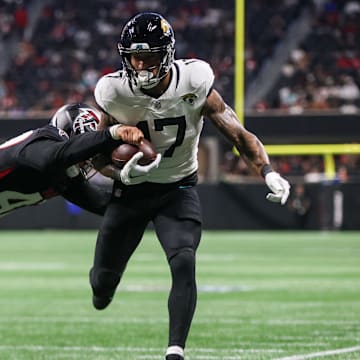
[153,100,161,109]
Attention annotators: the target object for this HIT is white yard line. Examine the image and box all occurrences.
[0,345,283,355]
[0,262,66,270]
[0,346,162,352]
[3,344,360,359]
[138,357,256,360]
[275,345,360,360]
[0,316,358,326]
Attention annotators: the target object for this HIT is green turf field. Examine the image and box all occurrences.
[0,230,359,360]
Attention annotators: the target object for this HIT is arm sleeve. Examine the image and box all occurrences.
[19,129,121,172]
[59,175,111,216]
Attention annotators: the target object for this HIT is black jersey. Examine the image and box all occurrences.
[0,125,119,216]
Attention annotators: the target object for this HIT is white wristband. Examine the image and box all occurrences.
[109,124,123,140]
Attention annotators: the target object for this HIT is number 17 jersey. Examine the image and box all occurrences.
[94,58,215,184]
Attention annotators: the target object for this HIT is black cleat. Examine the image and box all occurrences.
[92,294,113,310]
[165,355,184,360]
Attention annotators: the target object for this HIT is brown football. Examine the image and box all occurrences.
[111,138,157,168]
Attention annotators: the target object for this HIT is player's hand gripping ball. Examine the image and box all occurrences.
[111,138,157,168]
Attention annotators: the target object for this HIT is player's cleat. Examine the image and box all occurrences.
[165,355,184,360]
[92,294,113,310]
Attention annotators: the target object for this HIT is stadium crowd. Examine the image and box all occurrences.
[0,0,359,181]
[245,0,307,86]
[255,0,360,113]
[244,0,360,182]
[0,0,234,112]
[221,151,360,183]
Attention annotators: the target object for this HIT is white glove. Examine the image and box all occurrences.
[265,171,290,205]
[119,152,162,185]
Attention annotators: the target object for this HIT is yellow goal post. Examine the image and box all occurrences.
[234,1,360,179]
[264,144,360,179]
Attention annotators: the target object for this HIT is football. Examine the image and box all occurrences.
[111,138,157,168]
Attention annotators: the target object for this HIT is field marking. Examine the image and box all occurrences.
[275,345,360,360]
[0,316,358,326]
[0,345,283,355]
[0,262,66,270]
[138,357,264,360]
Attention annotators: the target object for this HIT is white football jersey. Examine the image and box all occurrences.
[95,59,214,183]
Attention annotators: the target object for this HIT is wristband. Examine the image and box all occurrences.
[109,124,123,140]
[261,164,273,178]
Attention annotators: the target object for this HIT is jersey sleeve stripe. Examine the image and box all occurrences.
[206,85,214,97]
[0,168,13,180]
[96,103,111,116]
[174,62,180,89]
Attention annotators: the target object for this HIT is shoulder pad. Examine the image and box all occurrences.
[94,73,121,113]
[176,59,214,95]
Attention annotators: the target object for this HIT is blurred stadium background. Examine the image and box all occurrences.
[0,1,360,359]
[1,0,360,230]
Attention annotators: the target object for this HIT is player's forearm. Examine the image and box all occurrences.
[92,154,120,180]
[55,123,143,169]
[54,129,120,167]
[237,136,270,177]
[20,129,120,171]
[207,104,270,177]
[99,164,121,180]
[227,126,270,177]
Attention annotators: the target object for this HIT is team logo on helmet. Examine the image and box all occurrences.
[160,19,170,35]
[147,22,157,32]
[72,108,100,134]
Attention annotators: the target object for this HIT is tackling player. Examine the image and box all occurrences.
[90,12,290,360]
[0,102,149,217]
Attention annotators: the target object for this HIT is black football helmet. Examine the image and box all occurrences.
[49,103,100,137]
[118,12,175,89]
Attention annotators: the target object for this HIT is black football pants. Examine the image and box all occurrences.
[90,184,202,348]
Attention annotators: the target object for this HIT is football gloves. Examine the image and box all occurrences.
[265,171,290,205]
[119,152,162,185]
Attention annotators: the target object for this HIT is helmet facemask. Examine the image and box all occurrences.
[120,46,174,89]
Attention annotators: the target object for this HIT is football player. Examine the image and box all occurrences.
[0,102,148,217]
[90,12,290,360]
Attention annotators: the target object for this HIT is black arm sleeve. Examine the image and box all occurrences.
[59,175,111,216]
[19,129,122,171]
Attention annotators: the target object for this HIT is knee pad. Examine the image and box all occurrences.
[89,267,121,296]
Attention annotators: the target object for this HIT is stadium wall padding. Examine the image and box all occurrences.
[1,183,359,230]
[1,118,359,230]
[1,114,360,144]
[244,114,360,144]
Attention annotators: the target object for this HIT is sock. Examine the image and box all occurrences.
[166,345,184,357]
